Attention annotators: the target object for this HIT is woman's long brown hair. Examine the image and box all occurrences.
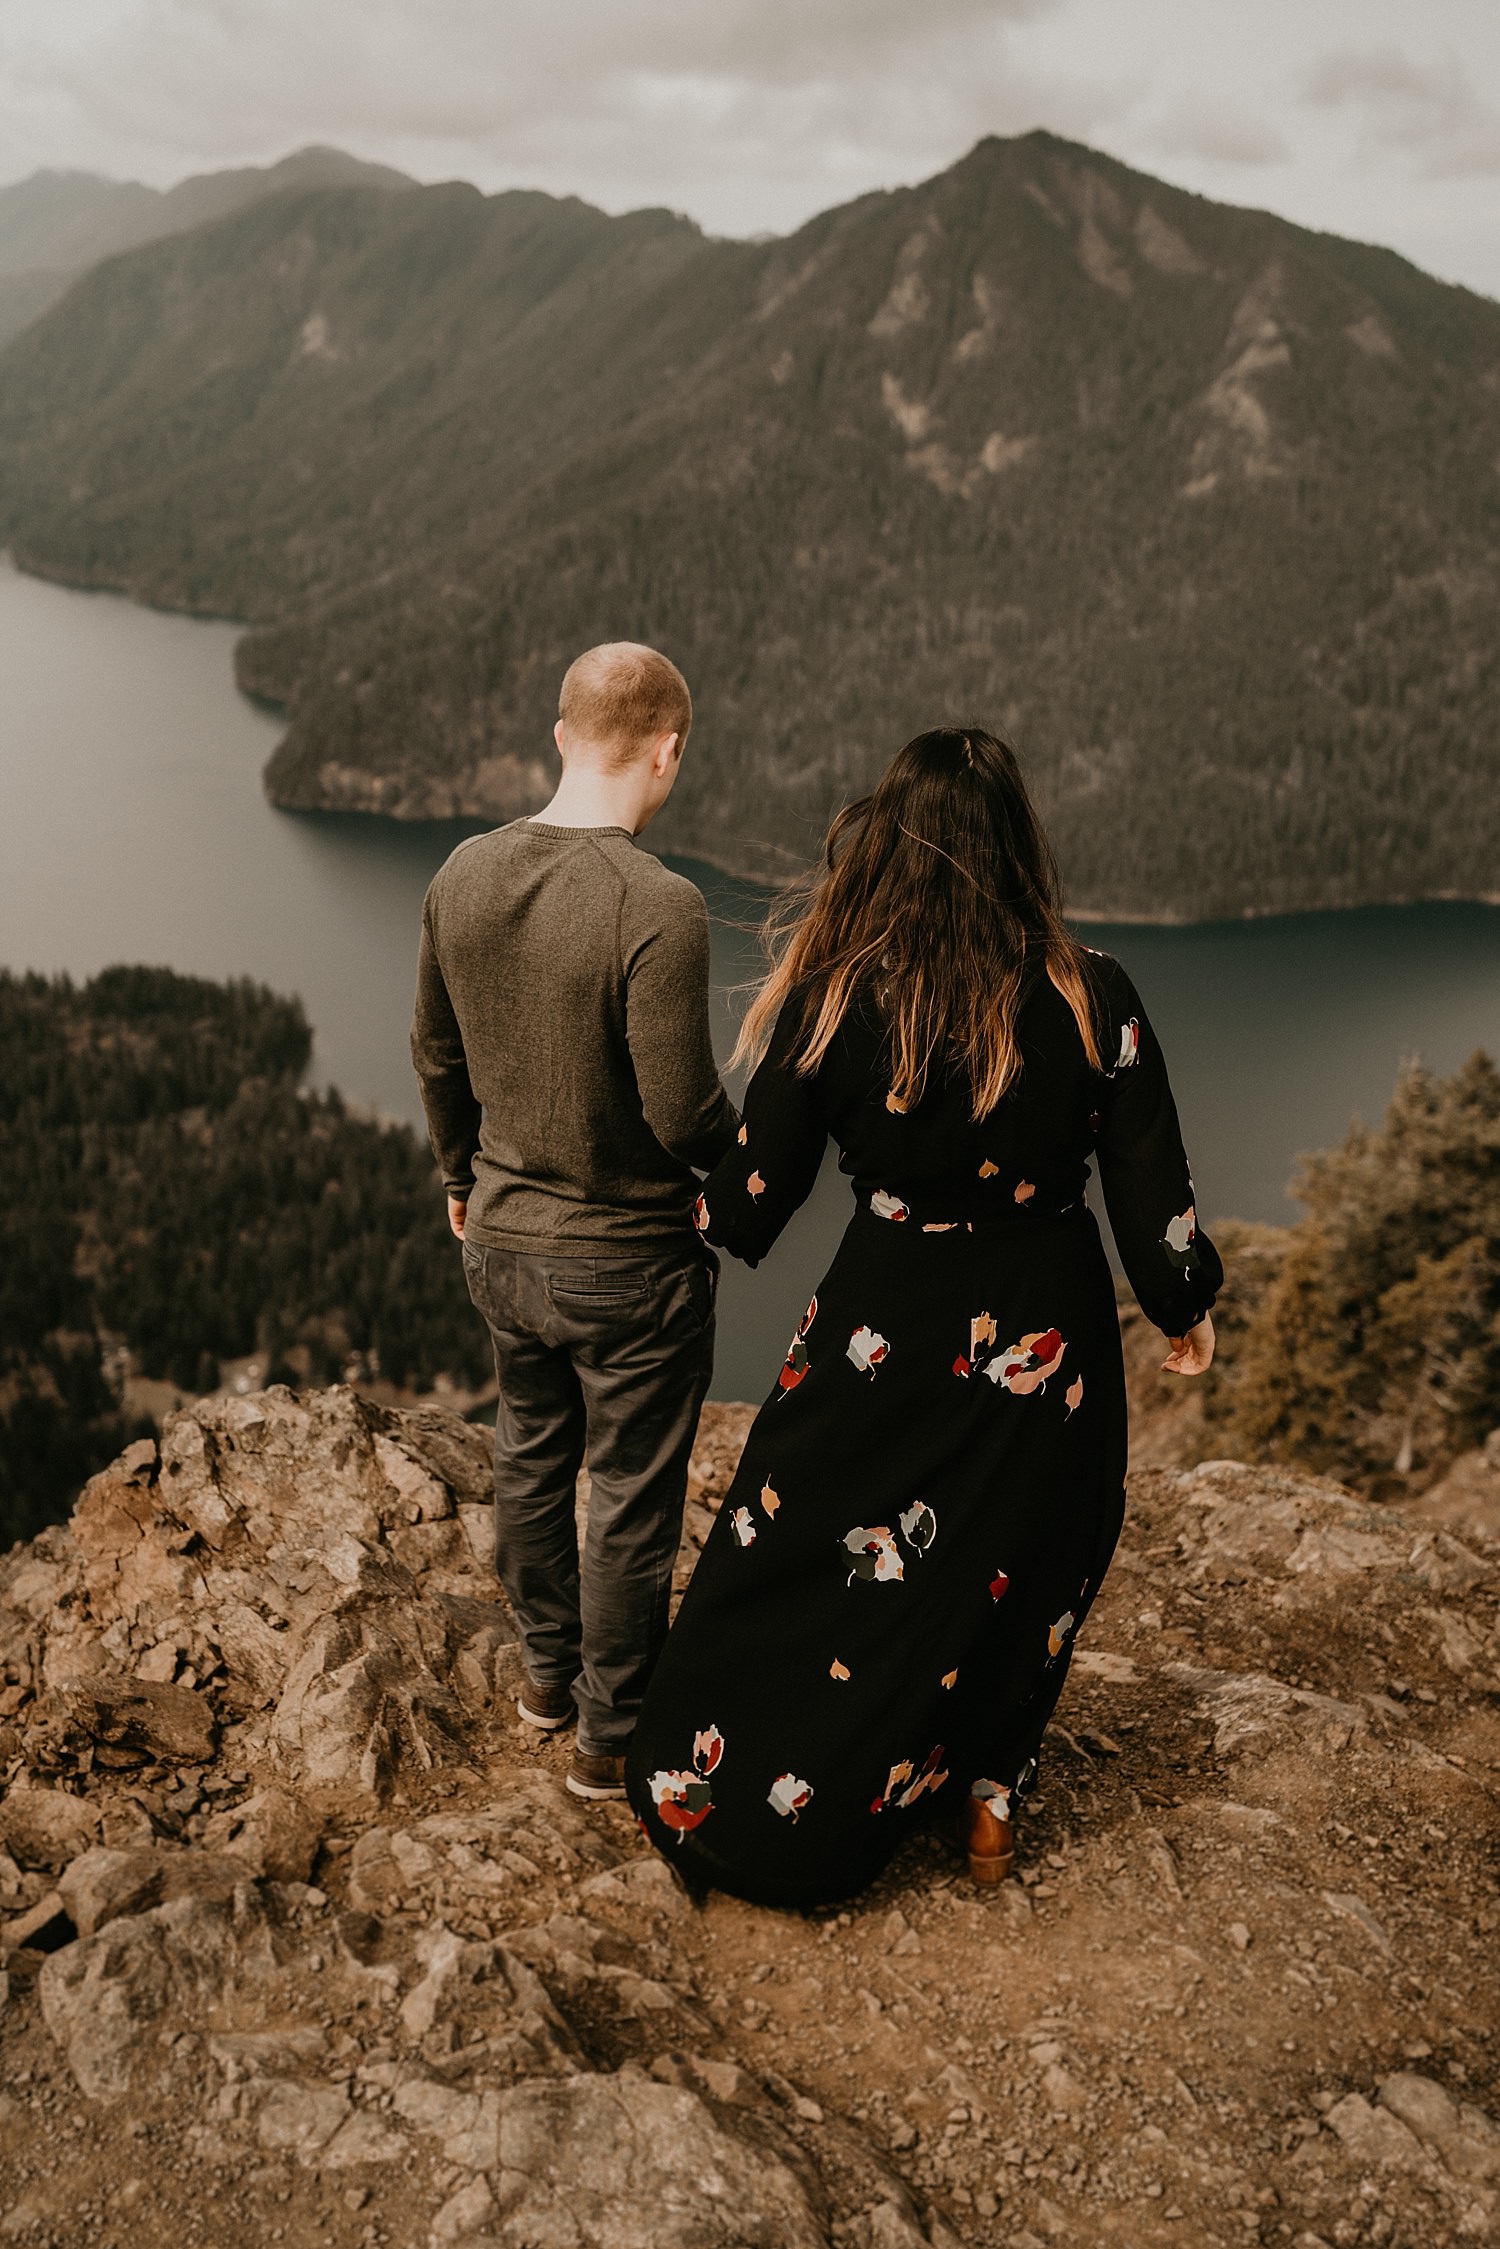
[734,726,1101,1117]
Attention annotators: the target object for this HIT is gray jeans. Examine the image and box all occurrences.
[462,1238,717,1752]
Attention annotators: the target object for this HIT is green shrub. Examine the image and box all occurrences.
[1220,1054,1500,1486]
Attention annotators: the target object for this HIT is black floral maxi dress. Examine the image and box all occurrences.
[625,954,1223,1909]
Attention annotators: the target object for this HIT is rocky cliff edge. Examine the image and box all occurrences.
[0,1386,1498,2249]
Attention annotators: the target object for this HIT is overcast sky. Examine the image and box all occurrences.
[4,0,1499,298]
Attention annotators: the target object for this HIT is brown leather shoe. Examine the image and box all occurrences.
[962,1787,1016,1886]
[517,1674,576,1731]
[566,1749,627,1801]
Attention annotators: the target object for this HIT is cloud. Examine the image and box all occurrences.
[4,1,1499,300]
[1147,91,1289,168]
[0,0,1100,234]
[1305,44,1500,177]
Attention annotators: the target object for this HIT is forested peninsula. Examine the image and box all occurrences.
[1,130,1498,918]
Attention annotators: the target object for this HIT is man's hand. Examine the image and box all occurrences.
[1162,1312,1215,1377]
[447,1194,468,1241]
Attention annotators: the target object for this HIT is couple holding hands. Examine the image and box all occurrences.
[412,642,1219,1910]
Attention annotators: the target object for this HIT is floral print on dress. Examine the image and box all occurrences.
[630,950,1221,1908]
[953,1310,996,1379]
[730,1507,757,1548]
[843,1525,904,1584]
[899,1499,937,1554]
[847,1326,890,1377]
[988,1328,1066,1394]
[693,1192,710,1235]
[871,1742,949,1814]
[747,1170,766,1198]
[768,1773,814,1821]
[648,1725,723,1841]
[778,1296,818,1394]
[1163,1205,1200,1275]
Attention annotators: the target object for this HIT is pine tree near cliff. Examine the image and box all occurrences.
[1222,1055,1500,1485]
[0,966,488,1547]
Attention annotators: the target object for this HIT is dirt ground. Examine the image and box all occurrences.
[1,1368,1497,2249]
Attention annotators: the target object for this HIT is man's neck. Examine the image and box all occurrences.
[531,768,646,834]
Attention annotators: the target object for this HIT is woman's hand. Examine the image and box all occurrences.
[1162,1312,1215,1376]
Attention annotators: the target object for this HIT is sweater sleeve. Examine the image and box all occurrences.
[622,877,739,1172]
[410,889,482,1198]
[1092,959,1223,1336]
[695,999,827,1268]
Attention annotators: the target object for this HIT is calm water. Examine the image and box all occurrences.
[4,552,1500,1398]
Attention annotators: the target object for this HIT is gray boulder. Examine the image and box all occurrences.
[1378,2073,1500,2184]
[485,2069,830,2249]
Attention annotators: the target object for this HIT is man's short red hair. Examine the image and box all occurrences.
[558,642,692,765]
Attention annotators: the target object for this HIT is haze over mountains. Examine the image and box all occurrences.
[0,147,412,351]
[0,132,1497,919]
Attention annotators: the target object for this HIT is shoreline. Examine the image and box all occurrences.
[269,806,1500,930]
[7,550,1500,932]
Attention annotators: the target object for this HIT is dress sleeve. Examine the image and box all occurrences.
[694,999,827,1268]
[1092,960,1223,1336]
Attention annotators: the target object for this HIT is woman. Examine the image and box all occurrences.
[625,728,1220,1907]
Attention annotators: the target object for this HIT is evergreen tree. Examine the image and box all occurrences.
[0,966,487,1548]
[1222,1055,1500,1485]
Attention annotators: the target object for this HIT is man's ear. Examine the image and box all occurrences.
[654,730,681,777]
[553,719,567,759]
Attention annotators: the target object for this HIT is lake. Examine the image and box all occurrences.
[4,551,1500,1399]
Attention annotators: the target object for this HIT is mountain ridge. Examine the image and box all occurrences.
[1,129,1498,919]
[0,145,414,350]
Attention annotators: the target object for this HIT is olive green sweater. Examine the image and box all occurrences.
[411,821,738,1252]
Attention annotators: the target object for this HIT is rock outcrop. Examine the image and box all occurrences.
[0,1386,1497,2249]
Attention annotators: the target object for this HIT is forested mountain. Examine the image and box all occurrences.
[0,966,487,1546]
[1,132,1498,918]
[0,147,412,349]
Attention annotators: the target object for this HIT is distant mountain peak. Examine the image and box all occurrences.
[1,139,1497,919]
[173,145,417,198]
[0,145,416,348]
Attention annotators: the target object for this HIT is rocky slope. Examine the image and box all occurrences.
[1,1385,1497,2249]
[2,132,1498,916]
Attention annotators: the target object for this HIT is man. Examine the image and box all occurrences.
[411,642,737,1800]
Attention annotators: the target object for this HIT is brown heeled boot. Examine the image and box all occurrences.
[962,1790,1016,1886]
